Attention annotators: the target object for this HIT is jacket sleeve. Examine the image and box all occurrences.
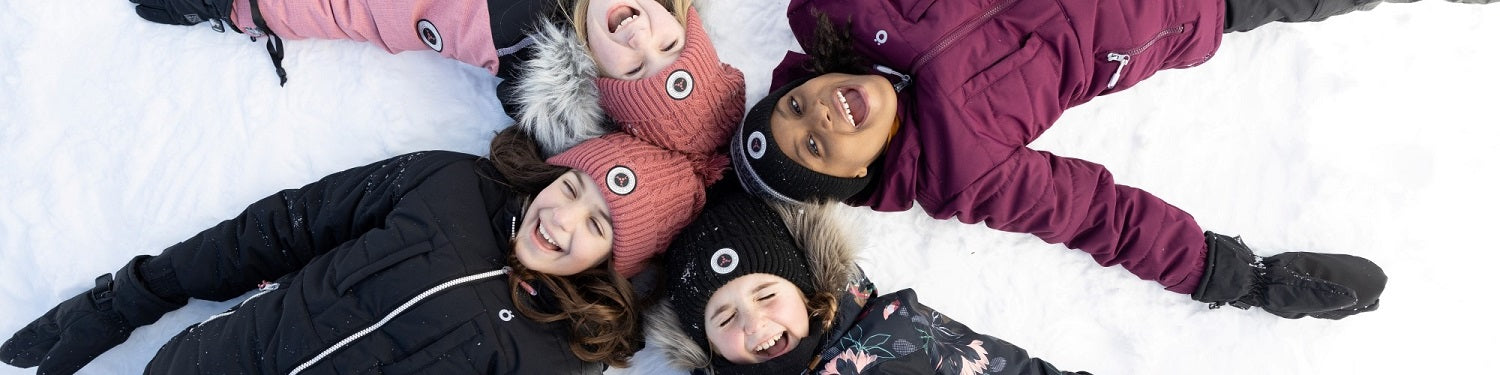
[832,289,1088,375]
[924,147,1206,294]
[898,290,1087,375]
[147,151,477,301]
[226,0,503,74]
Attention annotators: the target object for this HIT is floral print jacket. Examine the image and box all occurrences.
[815,287,1088,375]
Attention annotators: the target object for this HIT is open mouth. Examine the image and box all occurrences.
[607,5,640,34]
[534,222,563,253]
[835,87,868,131]
[752,332,793,360]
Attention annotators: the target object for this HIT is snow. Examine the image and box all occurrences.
[2,0,1498,374]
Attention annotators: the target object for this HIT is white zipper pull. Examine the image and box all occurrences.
[258,281,280,291]
[1106,53,1131,89]
[873,64,912,92]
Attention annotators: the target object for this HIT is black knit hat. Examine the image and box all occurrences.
[662,187,817,361]
[731,77,873,204]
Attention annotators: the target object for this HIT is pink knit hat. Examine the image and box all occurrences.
[546,132,719,278]
[596,8,746,156]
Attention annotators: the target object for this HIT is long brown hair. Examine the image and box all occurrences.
[486,127,643,366]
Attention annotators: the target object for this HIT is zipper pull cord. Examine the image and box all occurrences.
[1106,53,1131,89]
[873,64,911,92]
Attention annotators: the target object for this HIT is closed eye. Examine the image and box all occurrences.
[626,64,644,77]
[564,181,577,199]
[661,40,678,52]
[589,217,605,236]
[719,312,735,327]
[757,293,776,302]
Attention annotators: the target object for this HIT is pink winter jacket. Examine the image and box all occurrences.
[229,0,500,74]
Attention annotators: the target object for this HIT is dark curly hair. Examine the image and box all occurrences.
[801,11,873,77]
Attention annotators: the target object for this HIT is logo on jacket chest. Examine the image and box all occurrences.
[874,29,888,46]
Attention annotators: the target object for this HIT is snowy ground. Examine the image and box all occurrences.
[3,0,1498,374]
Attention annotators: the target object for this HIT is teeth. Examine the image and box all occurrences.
[538,224,560,248]
[836,90,856,128]
[615,14,638,32]
[754,335,780,352]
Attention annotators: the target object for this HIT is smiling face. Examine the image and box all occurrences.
[583,0,685,80]
[704,273,811,365]
[514,170,615,276]
[769,73,899,179]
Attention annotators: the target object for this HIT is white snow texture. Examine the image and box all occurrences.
[2,0,1498,374]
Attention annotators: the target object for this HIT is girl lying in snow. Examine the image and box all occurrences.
[126,0,746,156]
[729,0,1424,319]
[647,185,1092,374]
[0,127,723,374]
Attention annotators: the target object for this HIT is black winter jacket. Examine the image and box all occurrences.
[139,151,601,374]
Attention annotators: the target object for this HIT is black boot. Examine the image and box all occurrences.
[1191,232,1386,319]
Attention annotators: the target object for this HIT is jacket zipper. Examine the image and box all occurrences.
[910,0,1019,72]
[1105,25,1186,89]
[288,267,512,375]
[191,281,281,330]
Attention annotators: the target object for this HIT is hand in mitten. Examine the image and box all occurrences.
[1,256,186,374]
[130,0,234,26]
[1191,232,1386,319]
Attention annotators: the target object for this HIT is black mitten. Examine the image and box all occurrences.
[1,256,186,374]
[1191,232,1386,319]
[130,0,234,26]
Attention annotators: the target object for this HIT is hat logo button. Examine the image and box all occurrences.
[710,248,739,274]
[666,69,693,100]
[606,166,637,196]
[746,131,767,160]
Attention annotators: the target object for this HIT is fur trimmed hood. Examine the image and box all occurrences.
[507,18,610,157]
[642,200,862,370]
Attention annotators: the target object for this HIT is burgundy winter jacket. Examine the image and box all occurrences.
[771,0,1226,293]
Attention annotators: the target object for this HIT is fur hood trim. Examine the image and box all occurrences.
[642,201,860,369]
[510,19,610,156]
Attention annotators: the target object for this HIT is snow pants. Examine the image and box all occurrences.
[1223,0,1389,32]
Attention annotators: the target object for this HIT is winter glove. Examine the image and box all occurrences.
[1,256,186,374]
[130,0,234,26]
[1191,232,1386,319]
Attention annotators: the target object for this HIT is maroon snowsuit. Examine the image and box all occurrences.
[771,0,1227,293]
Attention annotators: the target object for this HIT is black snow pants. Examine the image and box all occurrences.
[1223,0,1391,32]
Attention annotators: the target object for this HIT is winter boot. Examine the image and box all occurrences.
[1191,232,1386,319]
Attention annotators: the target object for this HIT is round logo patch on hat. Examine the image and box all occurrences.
[417,20,443,52]
[746,131,767,160]
[606,166,637,196]
[710,248,739,274]
[666,69,693,100]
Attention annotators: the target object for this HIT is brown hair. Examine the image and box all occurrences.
[487,126,570,195]
[571,0,695,52]
[806,290,839,332]
[486,127,642,366]
[509,257,641,367]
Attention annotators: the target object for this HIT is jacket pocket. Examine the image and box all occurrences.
[956,33,1064,146]
[1098,23,1192,92]
[889,0,937,21]
[370,323,484,375]
[332,239,439,295]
